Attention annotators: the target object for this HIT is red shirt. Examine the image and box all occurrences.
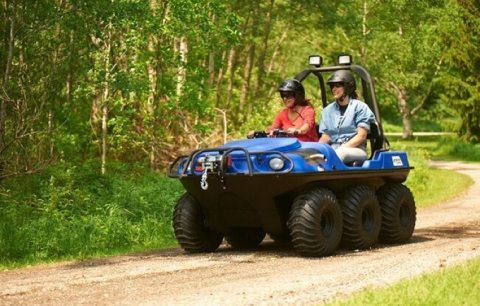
[269,105,319,142]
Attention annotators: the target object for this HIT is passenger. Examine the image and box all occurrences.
[249,79,319,142]
[318,70,376,164]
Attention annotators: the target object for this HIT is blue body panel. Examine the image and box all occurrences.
[222,138,301,152]
[225,138,409,172]
[174,138,411,176]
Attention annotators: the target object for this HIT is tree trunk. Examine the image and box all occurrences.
[225,47,237,109]
[147,28,157,169]
[101,21,112,175]
[176,36,188,99]
[1,1,15,153]
[238,43,255,117]
[360,0,370,65]
[208,15,216,87]
[0,1,15,176]
[238,1,260,122]
[66,5,77,105]
[208,51,215,87]
[215,50,226,107]
[253,0,274,99]
[397,88,413,139]
[101,103,108,175]
[267,29,288,77]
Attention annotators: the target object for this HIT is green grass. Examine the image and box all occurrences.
[389,135,480,163]
[395,138,474,208]
[408,167,472,208]
[328,257,480,306]
[0,160,184,270]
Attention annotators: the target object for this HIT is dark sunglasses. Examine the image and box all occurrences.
[330,83,344,88]
[280,92,295,99]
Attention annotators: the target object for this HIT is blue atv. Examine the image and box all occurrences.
[168,55,416,257]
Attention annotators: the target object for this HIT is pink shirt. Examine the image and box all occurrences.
[269,105,319,142]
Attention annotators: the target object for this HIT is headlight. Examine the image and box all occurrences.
[269,157,285,171]
[309,55,323,67]
[338,54,352,65]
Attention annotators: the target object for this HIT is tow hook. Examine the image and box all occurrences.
[201,168,209,190]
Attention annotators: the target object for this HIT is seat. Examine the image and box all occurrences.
[368,121,388,158]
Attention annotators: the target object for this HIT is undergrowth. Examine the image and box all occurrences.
[0,160,183,269]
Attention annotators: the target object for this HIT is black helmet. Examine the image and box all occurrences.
[327,70,356,96]
[278,79,305,104]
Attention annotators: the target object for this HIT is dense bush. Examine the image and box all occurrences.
[0,160,184,266]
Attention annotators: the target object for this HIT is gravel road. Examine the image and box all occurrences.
[1,160,479,306]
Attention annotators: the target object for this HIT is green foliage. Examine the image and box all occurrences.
[390,138,473,208]
[2,0,479,177]
[432,137,480,162]
[438,0,480,142]
[0,160,183,268]
[391,135,480,163]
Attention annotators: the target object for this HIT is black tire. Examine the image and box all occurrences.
[377,184,416,244]
[225,227,266,249]
[172,193,223,253]
[340,185,381,249]
[287,188,343,257]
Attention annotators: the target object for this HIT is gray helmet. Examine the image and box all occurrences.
[327,70,356,95]
[278,79,305,104]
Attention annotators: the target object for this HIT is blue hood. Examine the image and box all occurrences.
[220,138,301,152]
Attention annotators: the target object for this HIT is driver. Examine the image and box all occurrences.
[249,79,319,142]
[318,70,376,164]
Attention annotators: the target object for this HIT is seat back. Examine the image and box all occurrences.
[368,121,387,158]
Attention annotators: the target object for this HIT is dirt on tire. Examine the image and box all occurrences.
[1,160,479,306]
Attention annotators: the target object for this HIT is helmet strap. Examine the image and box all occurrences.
[336,94,349,106]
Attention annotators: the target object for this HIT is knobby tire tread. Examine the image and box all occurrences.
[377,184,416,244]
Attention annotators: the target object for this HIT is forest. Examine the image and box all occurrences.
[1,0,479,178]
[1,0,480,267]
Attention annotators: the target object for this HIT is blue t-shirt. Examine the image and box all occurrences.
[319,99,375,149]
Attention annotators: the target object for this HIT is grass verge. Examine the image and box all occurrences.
[328,257,480,306]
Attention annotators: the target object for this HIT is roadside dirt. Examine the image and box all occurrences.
[1,160,479,306]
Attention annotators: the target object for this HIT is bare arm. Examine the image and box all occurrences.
[342,126,368,148]
[319,133,331,144]
[286,122,310,135]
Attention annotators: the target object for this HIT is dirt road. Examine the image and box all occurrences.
[1,161,479,306]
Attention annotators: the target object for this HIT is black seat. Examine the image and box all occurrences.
[368,121,388,158]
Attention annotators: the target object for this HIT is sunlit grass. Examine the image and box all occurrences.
[328,257,480,306]
[408,168,473,208]
[388,136,474,208]
[389,135,480,162]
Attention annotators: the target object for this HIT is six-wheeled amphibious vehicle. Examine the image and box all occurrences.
[168,54,416,257]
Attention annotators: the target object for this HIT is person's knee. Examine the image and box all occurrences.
[336,147,367,164]
[336,148,347,162]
